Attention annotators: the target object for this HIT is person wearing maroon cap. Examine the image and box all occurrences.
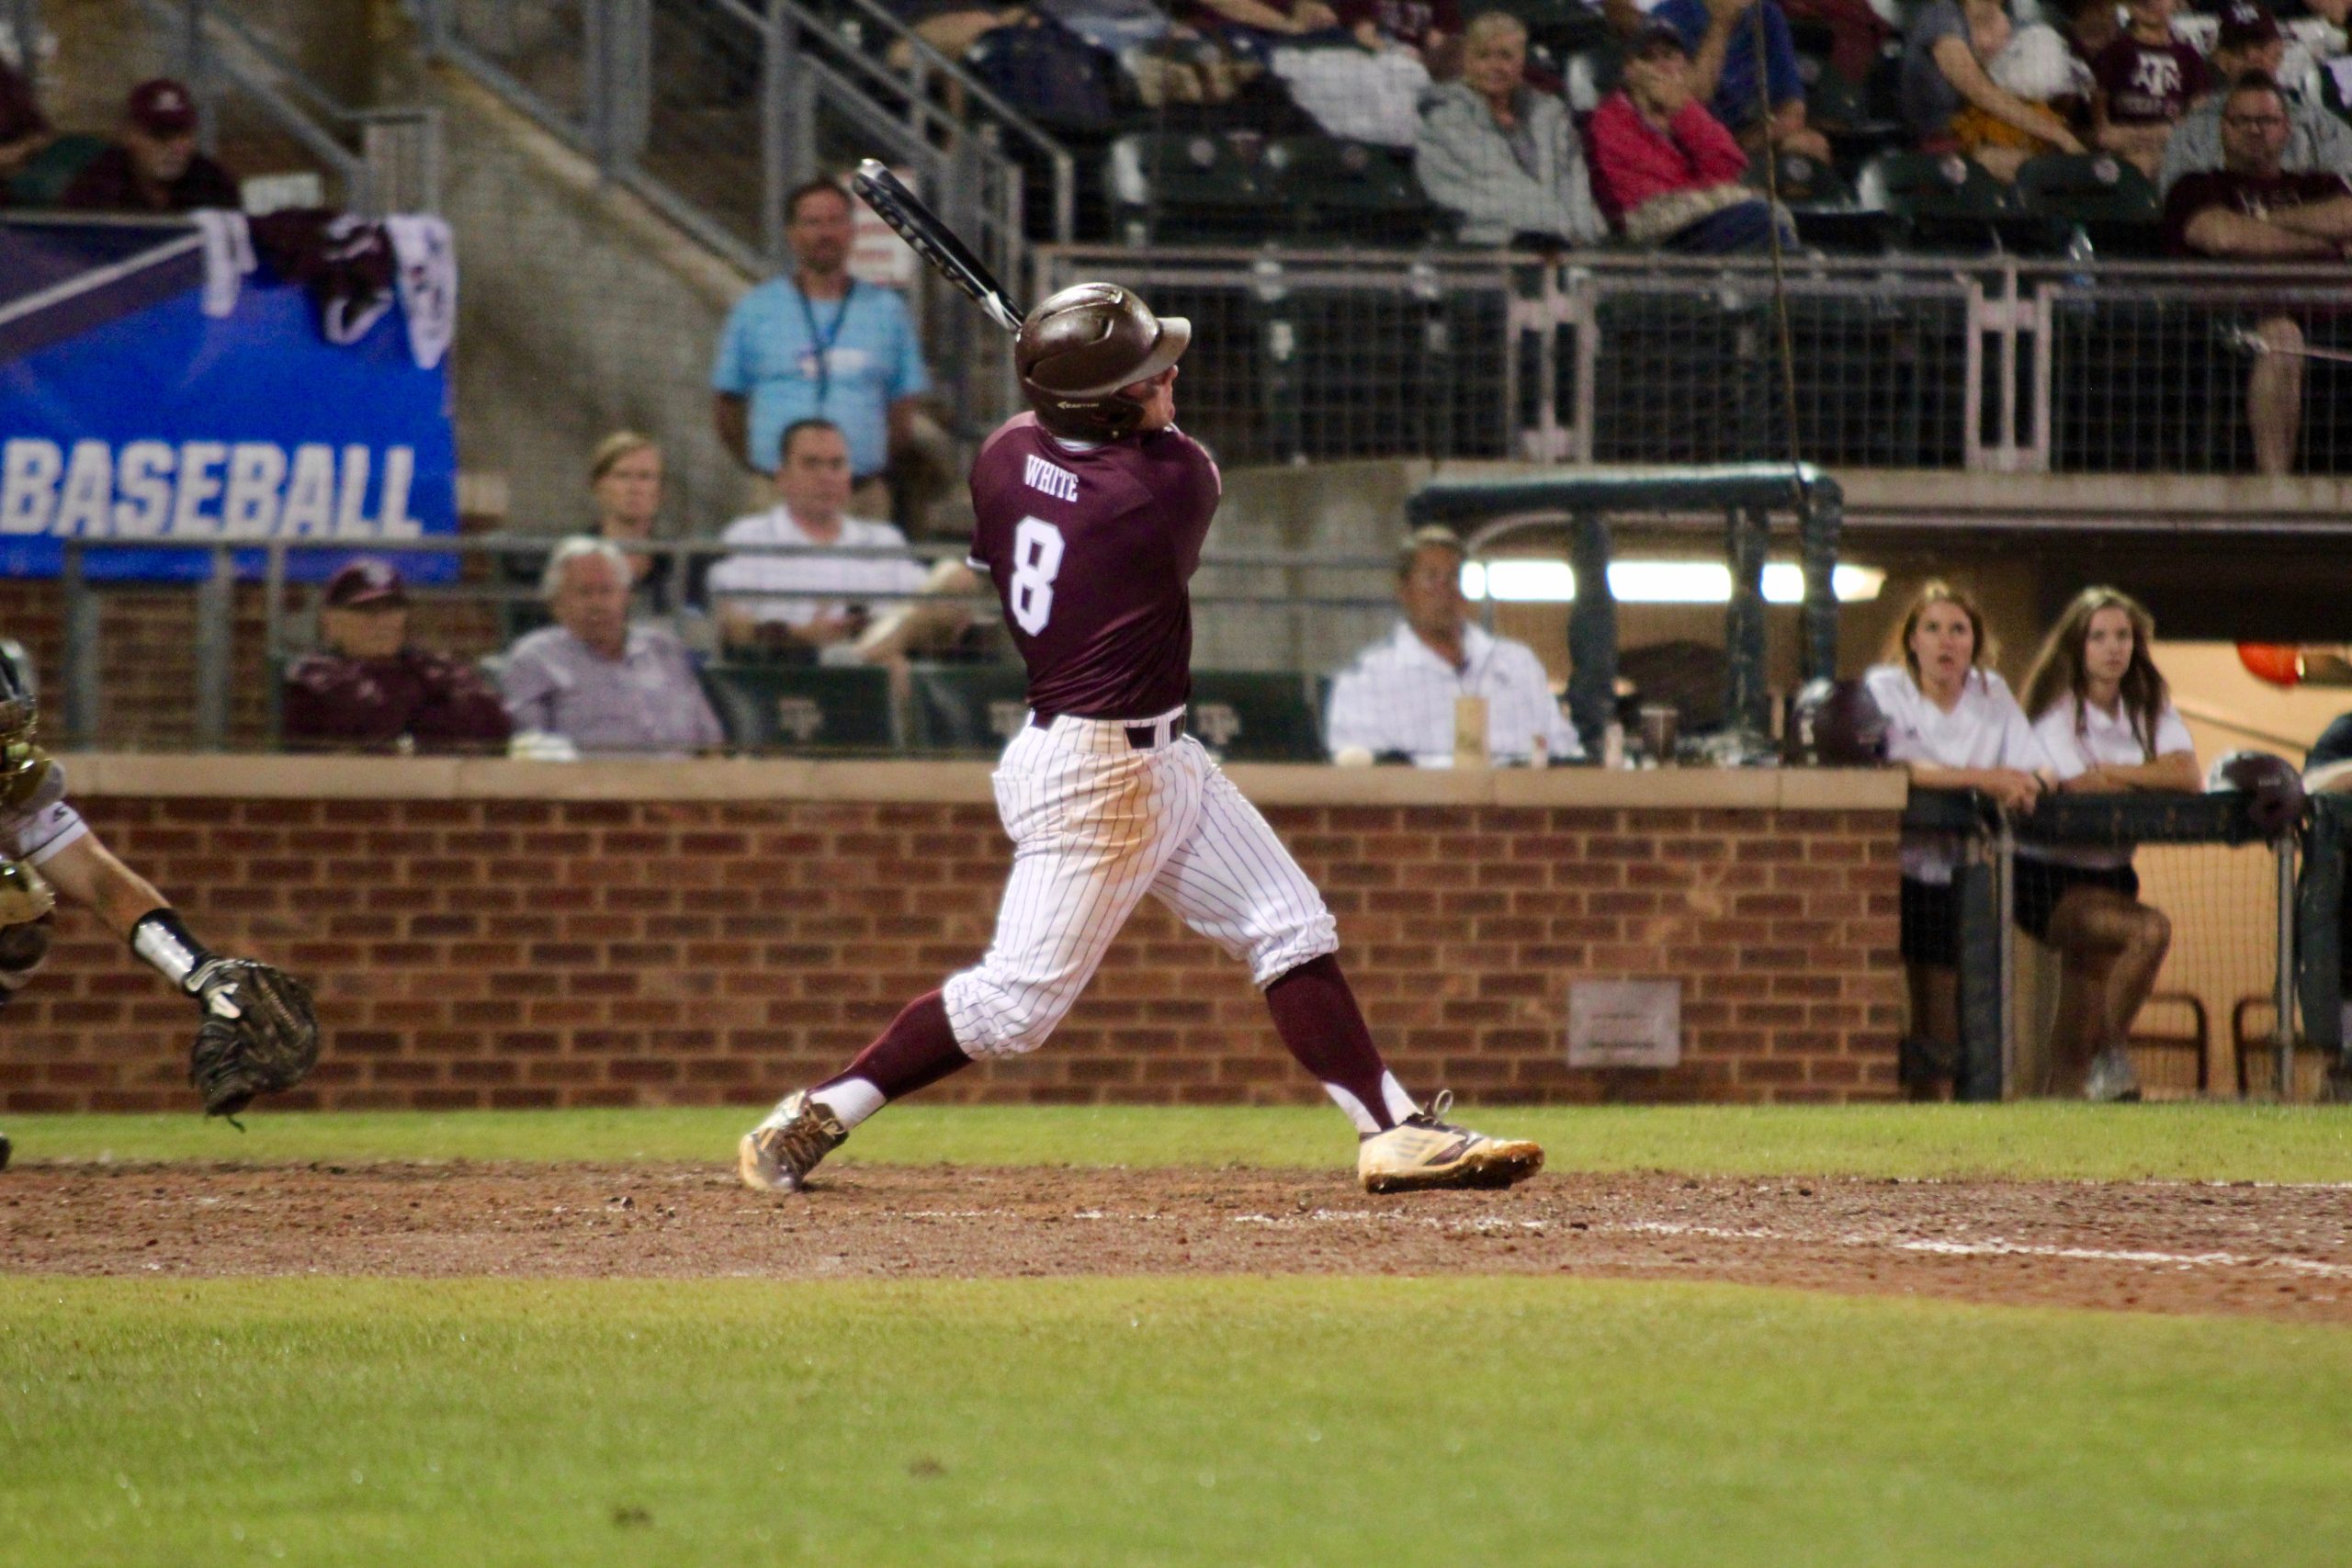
[61,77,241,213]
[2158,0,2352,194]
[2162,72,2352,474]
[282,559,512,752]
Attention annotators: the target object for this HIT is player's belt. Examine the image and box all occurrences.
[1030,706,1188,750]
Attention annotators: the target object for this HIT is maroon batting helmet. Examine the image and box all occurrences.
[2210,750,2309,837]
[1015,282,1191,442]
[1786,678,1889,766]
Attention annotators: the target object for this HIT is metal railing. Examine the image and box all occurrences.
[411,0,1074,432]
[1038,247,2352,476]
[141,0,442,214]
[46,534,1422,750]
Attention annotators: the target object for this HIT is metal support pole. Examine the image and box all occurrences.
[1799,481,1842,683]
[1565,511,1616,756]
[183,0,217,156]
[584,0,615,175]
[262,540,287,750]
[194,546,233,748]
[5,0,37,100]
[60,541,98,745]
[2298,799,2346,1082]
[2277,835,2300,1099]
[761,3,789,270]
[1724,505,1769,735]
[415,0,447,58]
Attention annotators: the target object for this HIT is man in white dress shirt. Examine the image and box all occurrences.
[707,418,941,659]
[1325,527,1582,766]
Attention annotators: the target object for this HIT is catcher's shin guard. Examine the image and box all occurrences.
[1898,1034,1960,1100]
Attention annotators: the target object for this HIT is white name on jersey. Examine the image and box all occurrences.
[1023,454,1080,504]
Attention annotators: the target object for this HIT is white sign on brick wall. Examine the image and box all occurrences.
[1567,980,1681,1069]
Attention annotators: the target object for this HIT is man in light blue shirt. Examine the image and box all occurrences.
[711,178,933,506]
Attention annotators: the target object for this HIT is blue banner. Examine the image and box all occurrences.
[0,218,458,583]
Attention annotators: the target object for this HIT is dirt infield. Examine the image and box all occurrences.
[7,1162,2352,1322]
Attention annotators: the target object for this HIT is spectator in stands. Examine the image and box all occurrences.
[1325,526,1581,766]
[585,431,674,607]
[1651,0,1834,163]
[707,418,949,660]
[712,178,932,523]
[1901,0,2085,181]
[1866,581,2055,1100]
[1587,22,1794,249]
[1415,10,1607,247]
[2163,73,2352,474]
[0,52,49,189]
[2089,0,2209,180]
[62,78,241,213]
[282,559,512,753]
[2017,587,2198,1101]
[500,537,724,756]
[2158,3,2352,196]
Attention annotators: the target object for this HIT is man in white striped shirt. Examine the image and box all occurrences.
[1325,526,1582,766]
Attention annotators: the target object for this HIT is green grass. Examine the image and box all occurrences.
[4,1275,2348,1568]
[9,1101,2352,1182]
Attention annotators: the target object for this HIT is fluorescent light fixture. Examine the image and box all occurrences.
[1460,560,1884,605]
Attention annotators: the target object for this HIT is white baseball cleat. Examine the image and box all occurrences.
[2082,1047,2143,1103]
[1357,1091,1544,1194]
[737,1090,850,1193]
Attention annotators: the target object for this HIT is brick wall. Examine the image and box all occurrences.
[0,765,1905,1112]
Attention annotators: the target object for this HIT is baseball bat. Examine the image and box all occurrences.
[851,159,1025,336]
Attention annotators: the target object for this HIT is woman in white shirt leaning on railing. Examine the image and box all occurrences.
[1864,581,2056,1100]
[2017,588,2199,1101]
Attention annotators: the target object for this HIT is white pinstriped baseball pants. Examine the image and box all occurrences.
[942,707,1339,1058]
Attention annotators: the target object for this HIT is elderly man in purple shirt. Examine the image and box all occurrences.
[500,538,725,756]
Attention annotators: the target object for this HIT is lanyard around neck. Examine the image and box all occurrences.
[798,278,855,406]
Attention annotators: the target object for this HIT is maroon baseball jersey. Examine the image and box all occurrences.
[967,412,1222,721]
[2164,167,2352,254]
[2092,35,2208,125]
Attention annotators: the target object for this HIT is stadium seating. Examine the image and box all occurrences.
[2013,152,2163,257]
[1267,138,1444,246]
[904,663,1033,752]
[1107,132,1285,246]
[1856,149,2062,254]
[1186,671,1325,761]
[697,664,896,750]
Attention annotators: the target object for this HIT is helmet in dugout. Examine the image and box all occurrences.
[1786,678,1889,766]
[1016,283,1191,442]
[2208,749,2309,837]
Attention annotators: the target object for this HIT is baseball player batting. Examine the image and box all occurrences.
[740,282,1544,1195]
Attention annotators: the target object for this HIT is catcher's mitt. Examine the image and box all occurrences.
[187,959,320,1120]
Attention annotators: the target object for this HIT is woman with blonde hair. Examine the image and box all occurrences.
[2017,587,2198,1100]
[585,432,672,604]
[1865,581,2054,1098]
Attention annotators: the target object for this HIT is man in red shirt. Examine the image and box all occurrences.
[738,282,1544,1198]
[1587,23,1786,250]
[2164,73,2352,474]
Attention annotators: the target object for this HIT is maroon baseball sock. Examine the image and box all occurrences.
[1263,954,1408,1135]
[811,990,971,1127]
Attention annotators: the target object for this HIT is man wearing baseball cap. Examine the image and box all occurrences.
[62,77,241,213]
[2156,1,2352,194]
[282,559,512,752]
